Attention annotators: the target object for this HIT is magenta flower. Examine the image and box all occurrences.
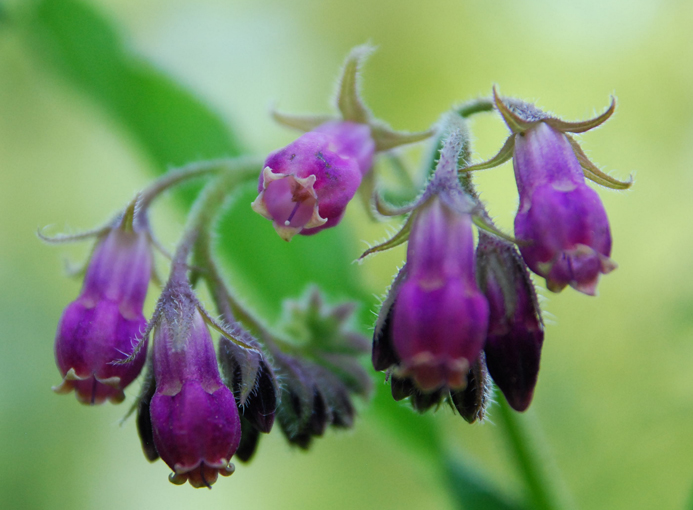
[251,121,372,240]
[392,197,489,391]
[467,89,631,295]
[513,122,615,294]
[53,224,152,404]
[253,45,431,241]
[150,309,241,488]
[369,129,489,399]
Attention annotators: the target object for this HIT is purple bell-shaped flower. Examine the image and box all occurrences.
[150,308,241,488]
[53,219,152,405]
[392,197,489,391]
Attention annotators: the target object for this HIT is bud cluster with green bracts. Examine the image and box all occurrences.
[42,44,631,490]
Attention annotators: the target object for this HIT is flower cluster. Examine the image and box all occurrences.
[44,45,630,491]
[367,92,630,414]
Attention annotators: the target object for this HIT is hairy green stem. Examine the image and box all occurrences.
[139,157,263,212]
[172,158,294,355]
[456,97,495,118]
[170,156,261,270]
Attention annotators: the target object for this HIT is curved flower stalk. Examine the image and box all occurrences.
[465,88,631,294]
[126,166,370,485]
[252,45,433,240]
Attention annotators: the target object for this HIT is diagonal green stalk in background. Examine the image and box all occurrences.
[14,1,572,508]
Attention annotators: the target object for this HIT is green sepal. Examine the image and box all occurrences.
[270,107,336,132]
[335,44,374,124]
[463,135,515,173]
[359,212,415,260]
[566,134,633,189]
[545,96,616,134]
[493,86,536,133]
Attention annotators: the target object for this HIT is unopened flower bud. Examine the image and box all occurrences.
[218,334,278,435]
[450,355,492,423]
[273,352,357,449]
[53,224,152,404]
[477,232,544,411]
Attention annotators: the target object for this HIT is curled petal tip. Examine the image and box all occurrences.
[108,391,126,404]
[571,278,598,296]
[250,192,272,220]
[600,255,618,274]
[52,379,74,395]
[63,367,88,381]
[220,463,235,477]
[96,375,122,388]
[273,224,301,242]
[168,473,187,486]
[545,279,568,293]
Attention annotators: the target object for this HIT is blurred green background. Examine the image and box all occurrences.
[1,0,692,509]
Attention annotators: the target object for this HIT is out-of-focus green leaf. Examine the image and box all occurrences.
[23,0,242,169]
[19,0,366,316]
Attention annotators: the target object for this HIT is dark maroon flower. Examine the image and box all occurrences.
[150,309,241,488]
[476,232,544,411]
[53,224,151,404]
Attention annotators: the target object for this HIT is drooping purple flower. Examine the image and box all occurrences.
[53,224,152,404]
[150,308,241,488]
[391,197,489,392]
[251,121,372,241]
[476,232,544,411]
[367,128,491,412]
[467,89,630,295]
[513,122,615,295]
